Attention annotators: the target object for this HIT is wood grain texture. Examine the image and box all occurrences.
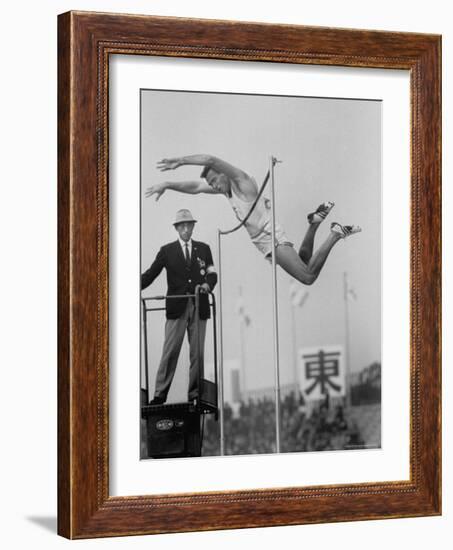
[57,11,71,538]
[57,10,441,539]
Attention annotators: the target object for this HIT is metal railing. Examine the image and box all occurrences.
[141,287,218,411]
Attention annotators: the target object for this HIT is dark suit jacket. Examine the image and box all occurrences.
[141,240,217,320]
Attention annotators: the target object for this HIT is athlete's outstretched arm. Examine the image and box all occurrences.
[157,154,257,199]
[145,180,220,201]
[157,154,248,182]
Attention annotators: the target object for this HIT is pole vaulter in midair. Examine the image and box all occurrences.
[146,154,361,454]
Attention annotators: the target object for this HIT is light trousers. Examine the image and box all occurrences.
[153,299,207,401]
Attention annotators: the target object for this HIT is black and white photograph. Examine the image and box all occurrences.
[2,0,447,546]
[140,89,382,459]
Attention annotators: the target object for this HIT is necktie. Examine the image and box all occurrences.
[184,243,190,266]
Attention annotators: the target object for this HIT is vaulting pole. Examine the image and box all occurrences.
[269,156,281,453]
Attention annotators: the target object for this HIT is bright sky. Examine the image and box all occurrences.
[140,89,381,401]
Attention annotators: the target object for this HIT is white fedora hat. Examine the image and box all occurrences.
[173,209,197,226]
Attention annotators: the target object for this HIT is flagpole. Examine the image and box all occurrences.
[238,286,247,398]
[240,323,246,398]
[290,292,298,390]
[343,272,352,409]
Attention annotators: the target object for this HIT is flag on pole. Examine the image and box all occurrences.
[236,287,251,326]
[289,280,309,308]
[347,287,357,301]
[343,272,357,302]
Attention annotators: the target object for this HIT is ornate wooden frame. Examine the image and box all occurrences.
[58,11,441,539]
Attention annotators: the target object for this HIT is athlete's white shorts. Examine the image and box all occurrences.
[250,220,293,261]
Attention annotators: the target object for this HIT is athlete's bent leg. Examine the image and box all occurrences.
[275,245,317,285]
[298,223,320,263]
[306,231,342,277]
[299,202,335,263]
[276,232,342,285]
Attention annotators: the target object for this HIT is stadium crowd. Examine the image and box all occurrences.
[201,391,365,456]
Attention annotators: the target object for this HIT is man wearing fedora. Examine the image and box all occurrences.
[141,209,217,405]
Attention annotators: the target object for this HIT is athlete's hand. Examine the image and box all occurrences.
[157,158,182,171]
[145,182,166,201]
[199,283,211,294]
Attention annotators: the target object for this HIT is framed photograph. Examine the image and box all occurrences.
[58,11,441,538]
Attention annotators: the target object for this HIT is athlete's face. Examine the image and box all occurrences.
[174,222,195,242]
[205,169,231,194]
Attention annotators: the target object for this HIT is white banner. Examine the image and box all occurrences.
[298,346,345,402]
